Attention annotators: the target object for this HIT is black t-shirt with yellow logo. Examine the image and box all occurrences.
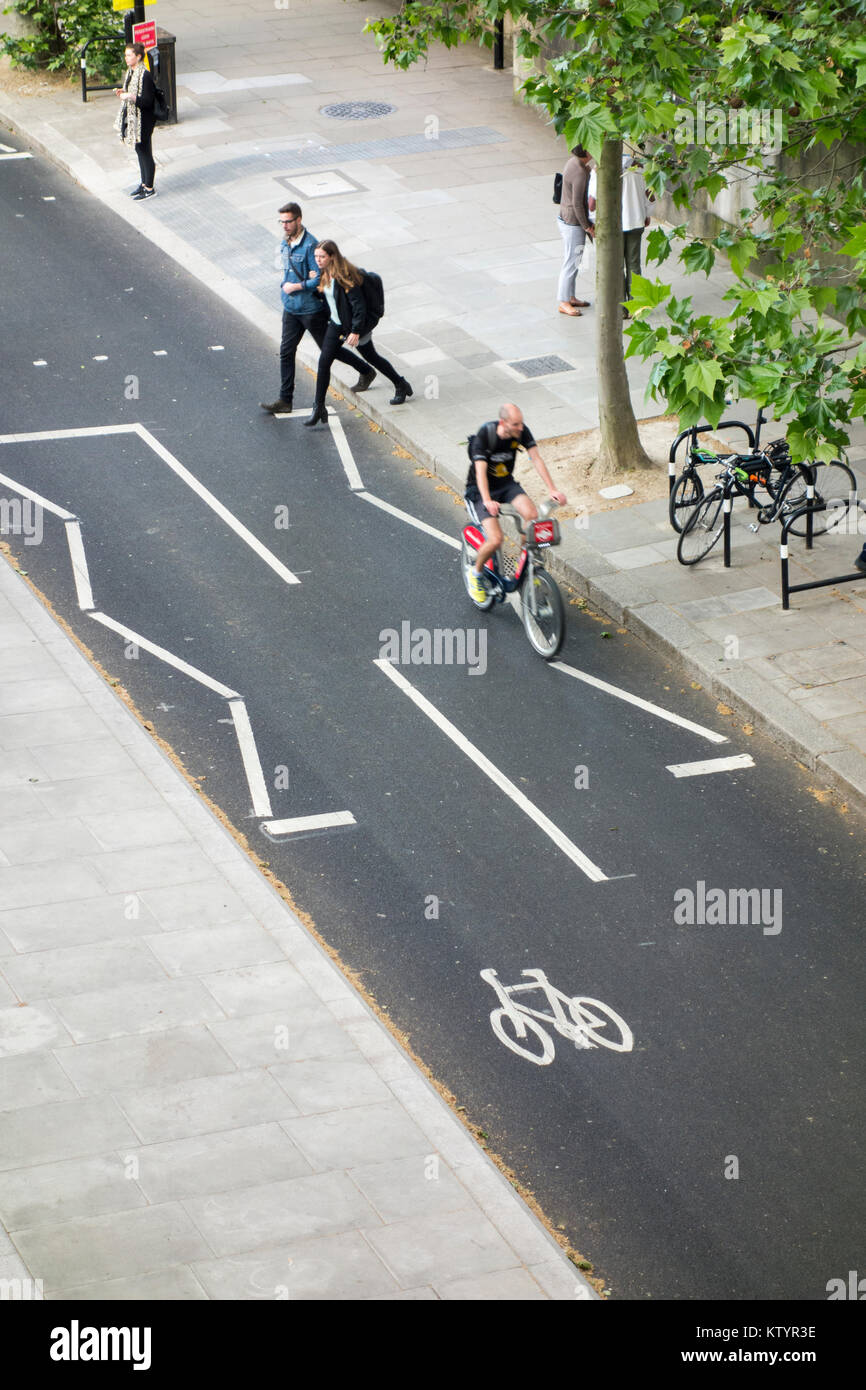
[465,421,536,493]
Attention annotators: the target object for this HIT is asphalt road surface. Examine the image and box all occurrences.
[2,137,864,1301]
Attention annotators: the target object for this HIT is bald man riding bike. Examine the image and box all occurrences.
[464,404,567,604]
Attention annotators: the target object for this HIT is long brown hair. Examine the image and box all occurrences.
[316,240,363,292]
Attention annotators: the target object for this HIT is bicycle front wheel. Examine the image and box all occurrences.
[669,470,704,533]
[521,566,564,659]
[677,490,725,565]
[568,997,634,1053]
[787,461,858,537]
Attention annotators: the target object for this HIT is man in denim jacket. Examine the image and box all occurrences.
[260,201,372,413]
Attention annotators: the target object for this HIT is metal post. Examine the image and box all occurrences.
[806,478,814,550]
[780,529,790,609]
[723,497,731,567]
[493,19,504,69]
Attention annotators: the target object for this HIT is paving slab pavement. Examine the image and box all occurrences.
[0,557,591,1300]
[2,0,865,810]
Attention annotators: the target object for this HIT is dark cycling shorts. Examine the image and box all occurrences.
[464,480,526,526]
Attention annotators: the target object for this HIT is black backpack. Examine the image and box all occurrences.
[466,420,505,461]
[553,171,563,204]
[152,84,171,122]
[359,269,385,330]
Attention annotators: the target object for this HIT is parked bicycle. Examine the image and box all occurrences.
[461,501,565,659]
[668,406,776,532]
[670,437,793,533]
[677,452,857,565]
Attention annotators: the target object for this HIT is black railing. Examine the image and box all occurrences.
[780,500,865,609]
[80,32,126,103]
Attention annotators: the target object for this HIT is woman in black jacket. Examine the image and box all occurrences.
[114,42,157,200]
[305,240,412,427]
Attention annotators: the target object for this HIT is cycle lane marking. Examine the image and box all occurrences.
[550,660,729,744]
[667,754,755,777]
[326,412,365,491]
[276,409,461,545]
[261,810,357,835]
[374,659,612,883]
[0,430,363,833]
[0,457,278,818]
[356,491,462,549]
[0,424,301,586]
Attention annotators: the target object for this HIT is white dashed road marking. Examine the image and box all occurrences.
[262,811,357,836]
[667,754,755,777]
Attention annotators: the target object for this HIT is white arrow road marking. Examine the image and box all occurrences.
[550,661,729,744]
[262,811,356,835]
[667,754,755,778]
[0,152,34,161]
[375,659,611,882]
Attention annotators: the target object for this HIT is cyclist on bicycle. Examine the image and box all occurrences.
[464,403,567,604]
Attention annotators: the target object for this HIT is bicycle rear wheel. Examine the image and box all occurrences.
[677,490,725,564]
[787,461,857,537]
[521,566,564,659]
[669,470,704,533]
[490,1008,554,1065]
[461,536,494,610]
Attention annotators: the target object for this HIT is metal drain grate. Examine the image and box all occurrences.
[320,101,396,120]
[509,355,573,378]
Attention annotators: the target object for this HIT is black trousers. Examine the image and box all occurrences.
[314,322,403,409]
[134,114,156,187]
[623,227,643,302]
[280,311,366,404]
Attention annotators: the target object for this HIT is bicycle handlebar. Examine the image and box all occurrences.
[496,499,558,535]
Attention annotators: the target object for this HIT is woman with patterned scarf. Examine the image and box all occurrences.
[114,42,157,200]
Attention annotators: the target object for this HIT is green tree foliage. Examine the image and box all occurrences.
[1,0,119,73]
[368,2,866,464]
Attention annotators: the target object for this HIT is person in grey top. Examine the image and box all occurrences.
[557,146,595,317]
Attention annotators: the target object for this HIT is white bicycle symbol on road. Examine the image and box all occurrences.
[480,968,634,1066]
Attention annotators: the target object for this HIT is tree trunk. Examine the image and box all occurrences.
[594,136,653,477]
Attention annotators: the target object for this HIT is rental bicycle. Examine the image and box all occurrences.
[461,501,565,659]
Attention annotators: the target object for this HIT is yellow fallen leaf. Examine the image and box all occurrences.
[741,723,754,735]
[717,702,733,716]
[690,681,702,690]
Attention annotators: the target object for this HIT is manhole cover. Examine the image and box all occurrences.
[509,355,573,378]
[319,100,396,120]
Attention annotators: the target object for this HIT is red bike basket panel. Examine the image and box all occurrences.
[527,518,560,547]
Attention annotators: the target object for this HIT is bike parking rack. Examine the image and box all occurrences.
[780,498,864,609]
[80,33,126,102]
[668,414,759,500]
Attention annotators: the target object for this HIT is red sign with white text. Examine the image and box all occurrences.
[132,20,157,50]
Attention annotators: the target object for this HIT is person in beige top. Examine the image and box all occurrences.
[557,145,595,317]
